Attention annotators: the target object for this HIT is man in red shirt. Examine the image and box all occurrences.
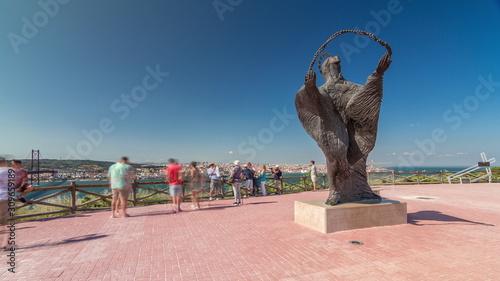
[11,160,34,203]
[165,158,183,213]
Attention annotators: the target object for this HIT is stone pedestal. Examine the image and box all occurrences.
[294,199,407,233]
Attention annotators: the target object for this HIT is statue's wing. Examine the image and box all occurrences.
[295,83,349,159]
[346,79,383,127]
[345,52,390,124]
[344,71,384,162]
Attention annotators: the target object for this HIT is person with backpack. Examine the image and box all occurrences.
[242,164,254,198]
[229,160,243,205]
[273,165,283,195]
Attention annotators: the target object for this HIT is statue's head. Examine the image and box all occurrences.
[319,55,342,81]
[325,56,341,65]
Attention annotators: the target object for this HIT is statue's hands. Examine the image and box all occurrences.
[376,53,392,74]
[305,70,316,86]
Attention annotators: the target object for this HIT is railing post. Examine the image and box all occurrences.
[71,181,76,214]
[302,175,307,191]
[416,171,420,185]
[182,181,185,198]
[392,170,395,185]
[221,177,226,198]
[132,179,137,206]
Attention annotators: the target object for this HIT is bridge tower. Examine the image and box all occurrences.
[31,149,40,185]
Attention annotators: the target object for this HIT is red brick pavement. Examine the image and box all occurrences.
[1,183,499,280]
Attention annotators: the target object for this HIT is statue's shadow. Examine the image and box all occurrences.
[408,210,495,226]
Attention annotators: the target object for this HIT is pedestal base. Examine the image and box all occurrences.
[294,199,407,233]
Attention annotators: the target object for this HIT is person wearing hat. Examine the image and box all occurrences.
[207,163,222,200]
[273,165,282,195]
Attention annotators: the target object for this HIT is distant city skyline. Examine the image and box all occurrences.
[5,150,495,169]
[1,1,499,167]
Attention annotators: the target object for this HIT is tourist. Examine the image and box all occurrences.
[310,160,318,191]
[0,157,10,249]
[188,161,204,210]
[257,164,267,196]
[11,160,34,203]
[207,163,222,200]
[246,162,259,196]
[273,165,282,195]
[242,164,254,198]
[229,160,243,205]
[124,158,136,194]
[108,157,132,218]
[122,158,136,213]
[165,158,183,213]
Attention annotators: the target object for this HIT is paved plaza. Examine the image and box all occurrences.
[1,183,499,280]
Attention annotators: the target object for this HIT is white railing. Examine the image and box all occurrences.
[447,152,496,184]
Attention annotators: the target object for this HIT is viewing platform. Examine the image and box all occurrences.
[2,183,499,280]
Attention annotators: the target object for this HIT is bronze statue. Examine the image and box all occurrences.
[295,30,392,205]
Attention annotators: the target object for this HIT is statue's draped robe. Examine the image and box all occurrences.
[295,54,390,205]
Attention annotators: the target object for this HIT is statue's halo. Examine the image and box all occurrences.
[309,30,393,73]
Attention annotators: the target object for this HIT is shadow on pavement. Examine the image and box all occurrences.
[18,213,93,224]
[407,210,495,226]
[247,201,278,205]
[133,200,279,216]
[18,233,109,250]
[14,226,36,231]
[133,205,233,217]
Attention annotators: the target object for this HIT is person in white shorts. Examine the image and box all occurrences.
[310,160,318,191]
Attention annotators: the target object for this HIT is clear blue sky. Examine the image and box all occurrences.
[1,0,499,167]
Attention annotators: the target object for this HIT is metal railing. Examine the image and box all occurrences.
[13,175,328,220]
[13,170,498,220]
[367,170,498,185]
